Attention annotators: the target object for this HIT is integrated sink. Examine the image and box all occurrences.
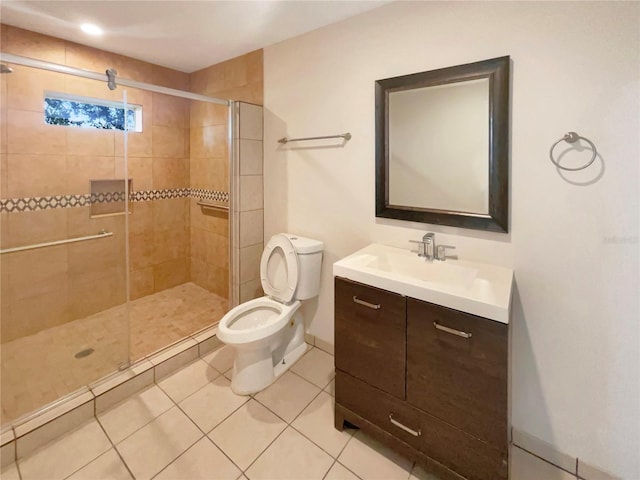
[333,243,513,323]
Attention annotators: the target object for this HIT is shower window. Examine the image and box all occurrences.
[44,91,142,131]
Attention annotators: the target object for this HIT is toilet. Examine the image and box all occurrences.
[217,233,324,395]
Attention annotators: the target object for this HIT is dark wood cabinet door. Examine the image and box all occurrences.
[406,298,508,451]
[334,277,406,399]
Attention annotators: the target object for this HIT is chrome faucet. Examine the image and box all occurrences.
[423,233,435,260]
[410,232,455,261]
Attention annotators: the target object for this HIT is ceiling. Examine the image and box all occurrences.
[0,1,388,72]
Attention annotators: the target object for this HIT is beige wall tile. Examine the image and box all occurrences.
[6,244,68,302]
[154,258,189,292]
[239,209,263,247]
[153,93,189,128]
[115,128,153,158]
[129,232,155,270]
[8,68,65,112]
[0,97,7,155]
[190,125,227,158]
[7,154,67,198]
[67,231,123,277]
[130,267,154,300]
[2,25,66,63]
[208,265,229,298]
[65,42,115,73]
[0,155,6,198]
[153,198,188,231]
[112,55,154,84]
[204,209,229,236]
[245,50,263,84]
[239,279,262,303]
[64,76,120,102]
[190,227,207,261]
[68,269,126,320]
[126,157,153,191]
[191,64,225,95]
[190,258,209,291]
[8,109,66,155]
[239,103,263,141]
[4,286,70,341]
[152,126,186,158]
[6,209,68,248]
[153,228,189,264]
[240,175,263,211]
[153,157,189,190]
[151,65,189,91]
[129,201,153,236]
[239,243,262,283]
[190,102,227,128]
[205,233,228,266]
[66,128,115,156]
[66,155,116,194]
[239,139,263,176]
[224,56,248,88]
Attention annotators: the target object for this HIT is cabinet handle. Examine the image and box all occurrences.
[433,321,472,339]
[389,413,421,437]
[352,296,381,310]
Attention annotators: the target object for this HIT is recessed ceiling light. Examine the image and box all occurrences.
[80,23,103,36]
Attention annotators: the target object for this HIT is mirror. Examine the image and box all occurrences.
[375,56,510,233]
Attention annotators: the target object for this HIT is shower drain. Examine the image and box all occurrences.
[74,348,95,359]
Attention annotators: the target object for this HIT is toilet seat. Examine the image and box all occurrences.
[260,234,298,304]
[217,297,301,345]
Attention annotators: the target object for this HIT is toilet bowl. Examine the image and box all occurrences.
[217,233,323,394]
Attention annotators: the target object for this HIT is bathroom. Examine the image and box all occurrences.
[0,1,638,480]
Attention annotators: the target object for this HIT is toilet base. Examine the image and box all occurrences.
[229,312,307,395]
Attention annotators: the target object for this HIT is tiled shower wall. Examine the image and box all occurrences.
[0,25,264,344]
[190,53,264,301]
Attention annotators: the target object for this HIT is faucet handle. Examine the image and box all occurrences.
[436,245,456,261]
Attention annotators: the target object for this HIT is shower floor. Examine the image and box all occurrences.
[1,282,227,425]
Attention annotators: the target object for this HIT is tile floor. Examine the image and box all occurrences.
[1,282,227,424]
[2,346,579,480]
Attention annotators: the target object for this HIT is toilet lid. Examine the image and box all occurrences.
[260,234,299,303]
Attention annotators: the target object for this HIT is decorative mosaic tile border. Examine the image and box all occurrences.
[0,188,229,213]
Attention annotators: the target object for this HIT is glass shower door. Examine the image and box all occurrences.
[0,64,130,425]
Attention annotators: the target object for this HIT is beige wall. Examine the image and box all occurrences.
[264,2,638,477]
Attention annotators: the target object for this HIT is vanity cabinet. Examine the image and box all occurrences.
[334,277,509,480]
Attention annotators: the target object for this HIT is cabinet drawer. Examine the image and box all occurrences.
[406,298,508,451]
[336,371,507,480]
[334,277,406,398]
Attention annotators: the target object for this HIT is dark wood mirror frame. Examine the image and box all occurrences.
[375,56,510,233]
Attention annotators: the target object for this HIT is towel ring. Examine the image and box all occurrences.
[549,132,597,171]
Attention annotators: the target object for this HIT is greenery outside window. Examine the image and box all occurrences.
[44,91,142,132]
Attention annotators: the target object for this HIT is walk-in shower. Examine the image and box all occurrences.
[0,42,241,426]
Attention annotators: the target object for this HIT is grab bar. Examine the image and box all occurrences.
[277,132,352,144]
[0,230,112,254]
[197,200,229,212]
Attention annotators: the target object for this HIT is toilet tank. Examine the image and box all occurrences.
[284,234,324,300]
